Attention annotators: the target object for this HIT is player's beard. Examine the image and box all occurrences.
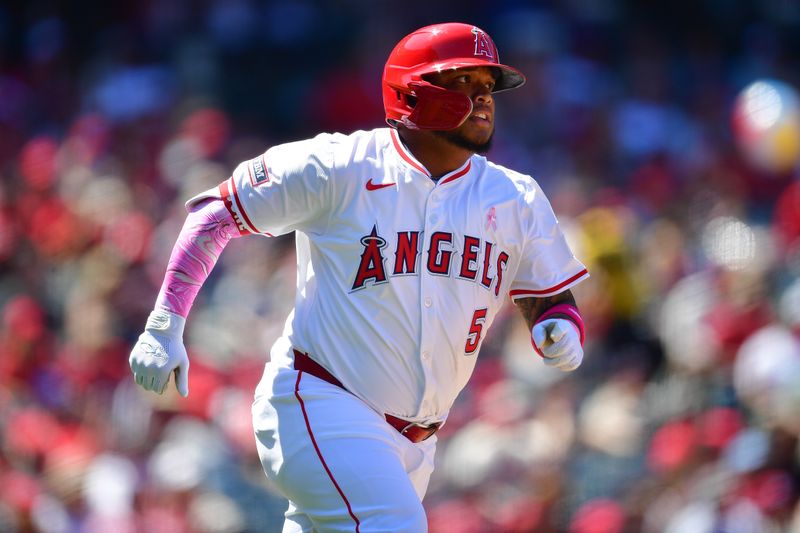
[433,127,494,154]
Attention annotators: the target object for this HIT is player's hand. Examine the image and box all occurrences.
[129,309,190,396]
[532,318,583,371]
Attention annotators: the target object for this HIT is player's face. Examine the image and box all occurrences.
[426,66,498,153]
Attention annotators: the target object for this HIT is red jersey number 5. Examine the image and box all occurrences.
[465,308,488,354]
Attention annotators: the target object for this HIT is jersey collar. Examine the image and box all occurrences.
[389,128,472,185]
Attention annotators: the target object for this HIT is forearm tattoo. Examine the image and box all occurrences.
[515,290,577,331]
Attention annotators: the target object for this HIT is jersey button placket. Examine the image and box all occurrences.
[427,193,438,224]
[418,184,437,413]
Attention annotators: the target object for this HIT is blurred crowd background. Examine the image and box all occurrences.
[1,0,800,531]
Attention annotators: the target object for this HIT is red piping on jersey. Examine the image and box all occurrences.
[390,129,428,175]
[229,178,260,234]
[390,129,473,184]
[222,177,273,236]
[439,161,471,185]
[509,268,589,298]
[218,181,252,236]
[295,372,361,531]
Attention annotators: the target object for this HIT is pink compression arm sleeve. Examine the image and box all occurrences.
[154,199,242,317]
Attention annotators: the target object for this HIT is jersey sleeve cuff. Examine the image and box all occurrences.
[217,177,272,237]
[509,268,589,300]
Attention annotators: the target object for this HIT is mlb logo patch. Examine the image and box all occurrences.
[249,156,270,186]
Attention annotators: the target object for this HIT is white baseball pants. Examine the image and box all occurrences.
[252,362,437,532]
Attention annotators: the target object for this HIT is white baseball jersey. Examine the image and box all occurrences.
[189,127,588,425]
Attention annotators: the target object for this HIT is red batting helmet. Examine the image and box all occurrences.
[382,23,525,130]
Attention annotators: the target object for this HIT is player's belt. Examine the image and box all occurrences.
[293,349,441,443]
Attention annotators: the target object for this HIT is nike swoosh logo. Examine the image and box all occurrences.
[366,178,396,191]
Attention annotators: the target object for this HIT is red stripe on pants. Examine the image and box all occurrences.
[294,371,361,531]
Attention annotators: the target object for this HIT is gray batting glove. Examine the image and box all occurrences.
[129,309,190,396]
[532,318,583,371]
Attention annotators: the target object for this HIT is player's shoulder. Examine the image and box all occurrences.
[281,127,384,157]
[322,127,395,170]
[480,158,543,201]
[265,128,384,170]
[328,126,385,148]
[270,130,350,155]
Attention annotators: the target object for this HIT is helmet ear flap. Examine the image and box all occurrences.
[405,83,473,130]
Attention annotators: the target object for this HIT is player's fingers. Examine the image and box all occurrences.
[558,357,581,371]
[129,351,141,371]
[547,322,567,344]
[556,351,582,371]
[532,322,550,349]
[135,373,143,386]
[540,345,564,359]
[545,321,581,354]
[144,375,157,391]
[542,347,576,368]
[542,354,565,367]
[539,333,568,358]
[176,359,190,397]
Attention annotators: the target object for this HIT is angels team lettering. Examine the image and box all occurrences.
[351,225,509,294]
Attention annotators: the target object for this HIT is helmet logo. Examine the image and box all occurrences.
[472,27,495,61]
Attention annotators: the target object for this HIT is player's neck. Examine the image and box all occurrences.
[397,128,473,179]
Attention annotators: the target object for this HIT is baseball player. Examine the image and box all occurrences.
[130,23,589,532]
